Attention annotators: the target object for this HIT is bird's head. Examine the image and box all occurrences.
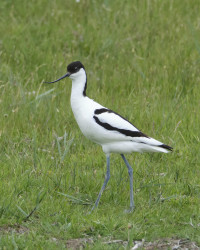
[45,61,85,83]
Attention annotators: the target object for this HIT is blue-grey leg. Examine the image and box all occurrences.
[121,154,135,212]
[90,154,110,212]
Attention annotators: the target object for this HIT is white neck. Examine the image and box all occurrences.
[71,78,86,98]
[70,69,87,113]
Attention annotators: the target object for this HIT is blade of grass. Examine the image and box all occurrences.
[57,192,92,205]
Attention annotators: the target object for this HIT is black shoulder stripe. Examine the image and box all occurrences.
[94,108,112,115]
[94,108,149,137]
[94,108,140,129]
[94,108,141,131]
[159,144,173,151]
[93,116,148,138]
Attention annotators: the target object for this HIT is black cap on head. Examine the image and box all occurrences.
[67,61,85,74]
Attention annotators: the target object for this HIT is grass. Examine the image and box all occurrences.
[0,0,200,248]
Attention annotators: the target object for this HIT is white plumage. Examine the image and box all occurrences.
[45,61,172,212]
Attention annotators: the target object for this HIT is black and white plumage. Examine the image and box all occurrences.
[45,61,172,212]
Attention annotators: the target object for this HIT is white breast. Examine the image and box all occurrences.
[70,94,101,140]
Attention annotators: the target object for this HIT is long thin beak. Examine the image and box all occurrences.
[44,73,70,84]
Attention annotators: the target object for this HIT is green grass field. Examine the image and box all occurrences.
[1,0,200,248]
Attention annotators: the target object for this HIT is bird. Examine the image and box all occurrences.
[45,61,173,212]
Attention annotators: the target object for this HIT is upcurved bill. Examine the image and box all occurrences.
[44,73,70,84]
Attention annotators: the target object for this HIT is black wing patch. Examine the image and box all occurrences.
[94,108,149,138]
[94,108,173,150]
[93,116,148,138]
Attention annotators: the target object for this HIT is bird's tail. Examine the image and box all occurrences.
[159,143,173,153]
[133,137,173,153]
[149,143,173,153]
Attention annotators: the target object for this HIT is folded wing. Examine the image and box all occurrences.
[93,108,172,152]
